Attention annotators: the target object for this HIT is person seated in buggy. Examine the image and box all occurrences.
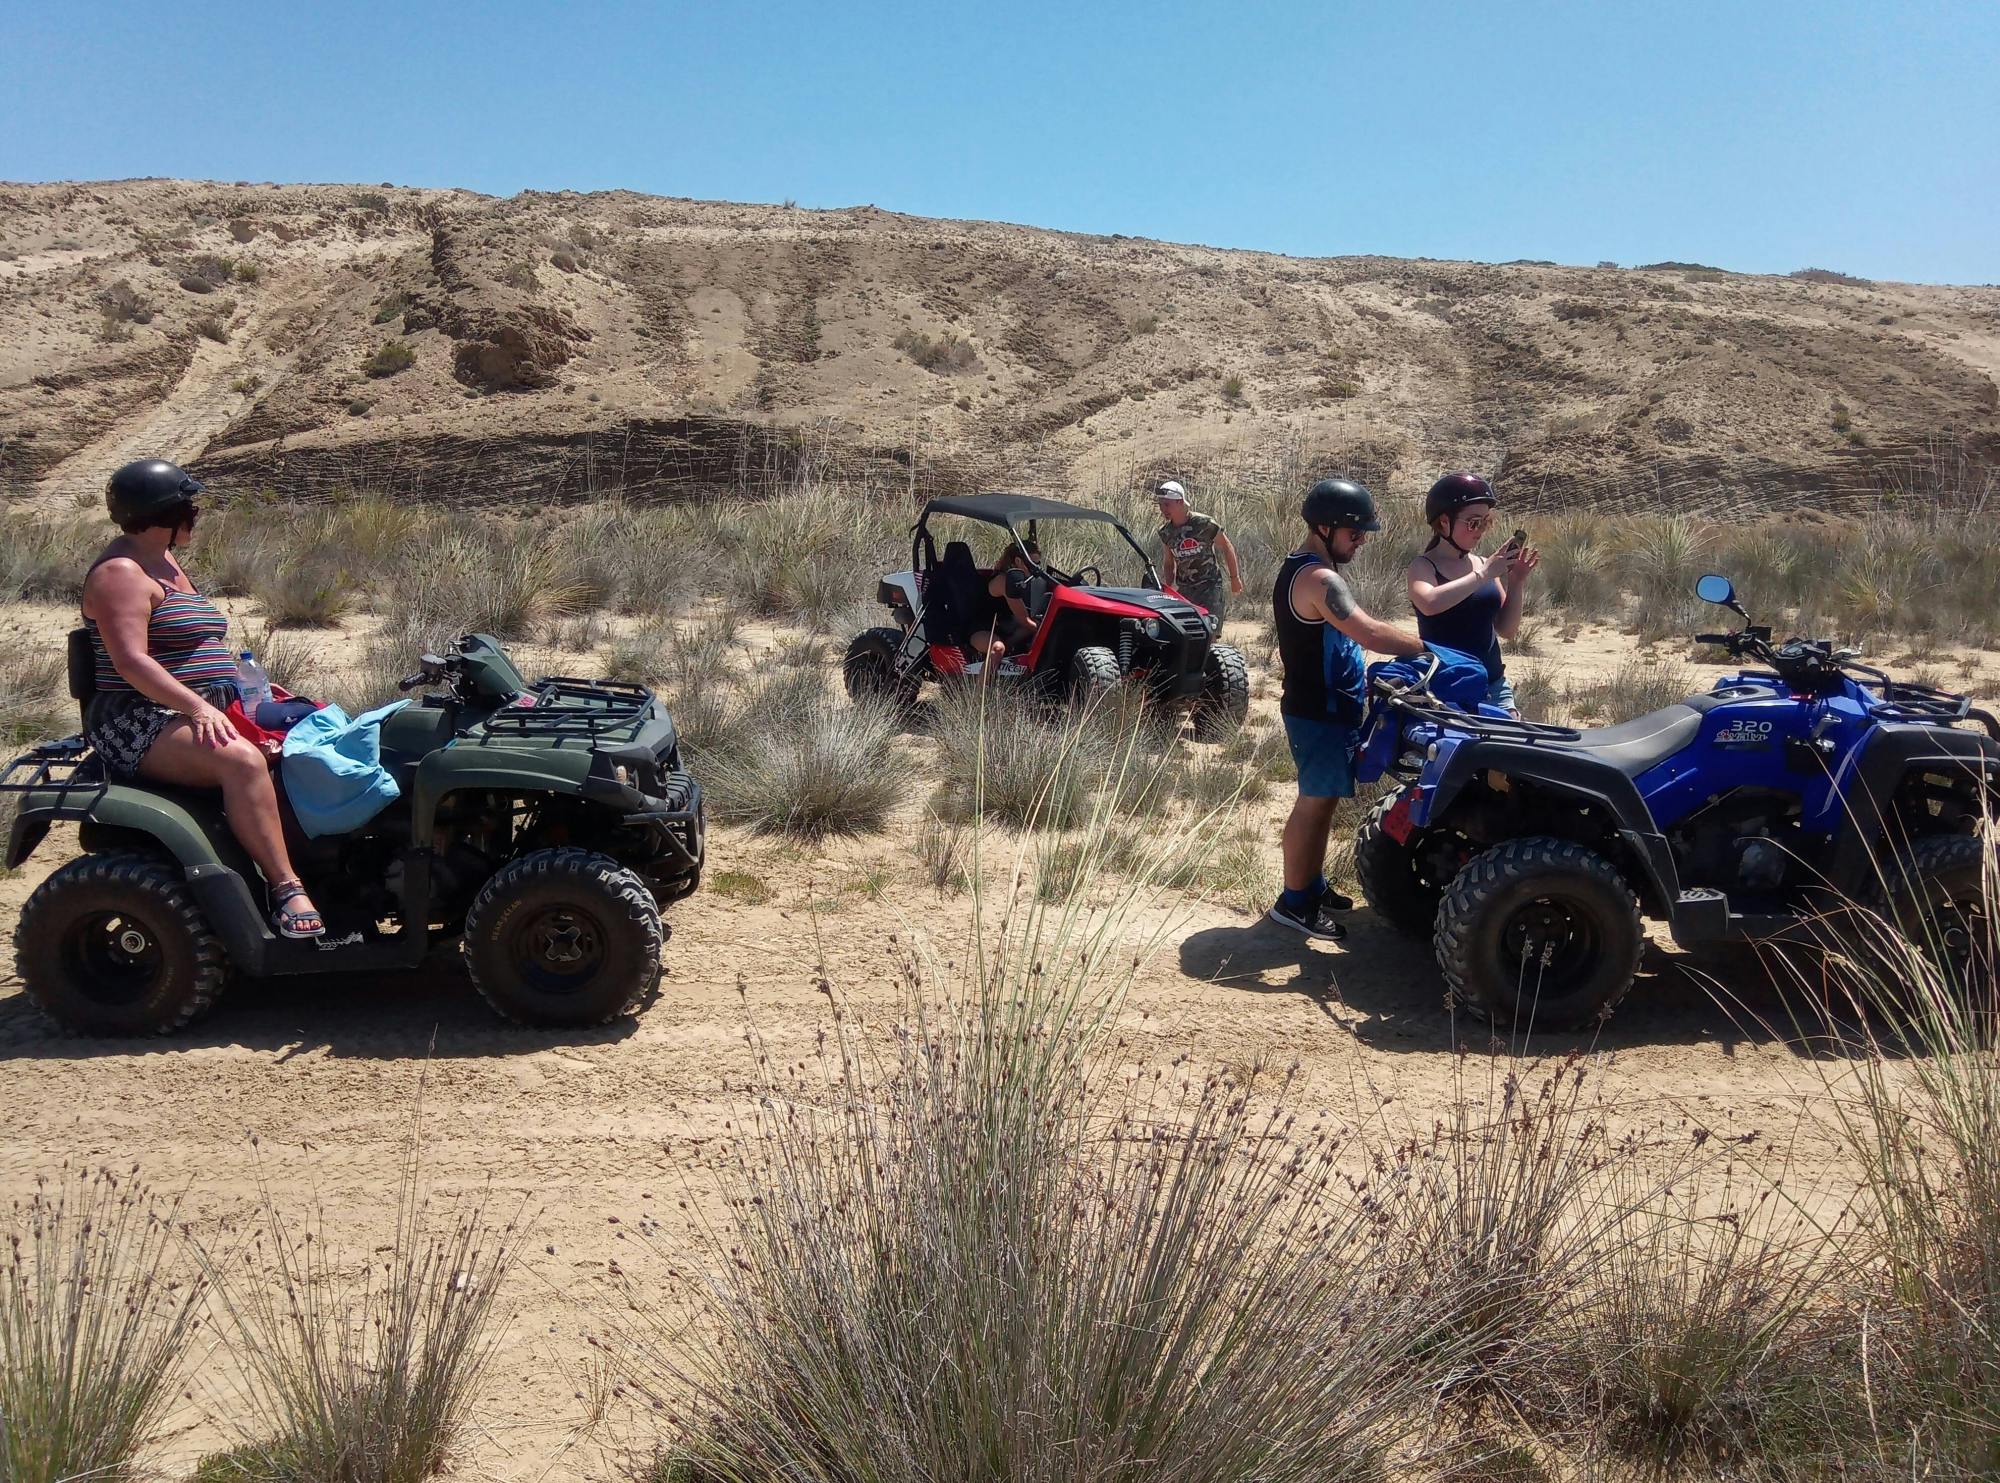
[79,459,325,938]
[968,539,1044,663]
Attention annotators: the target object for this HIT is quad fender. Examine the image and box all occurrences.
[407,744,596,838]
[1821,723,2000,895]
[5,780,245,875]
[1419,739,1681,914]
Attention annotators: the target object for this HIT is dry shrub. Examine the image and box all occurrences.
[193,1141,516,1483]
[892,327,978,373]
[619,807,1468,1483]
[0,648,69,747]
[704,678,912,839]
[1570,1169,1861,1477]
[1,1168,205,1483]
[1802,842,2000,1478]
[254,549,355,628]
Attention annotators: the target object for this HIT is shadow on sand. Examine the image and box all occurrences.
[1178,908,1882,1059]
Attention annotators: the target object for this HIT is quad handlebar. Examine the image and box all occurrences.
[398,652,452,693]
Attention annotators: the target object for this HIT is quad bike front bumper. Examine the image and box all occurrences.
[583,767,706,883]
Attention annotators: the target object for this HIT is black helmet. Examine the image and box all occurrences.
[105,459,204,529]
[1423,471,1496,527]
[1301,477,1381,533]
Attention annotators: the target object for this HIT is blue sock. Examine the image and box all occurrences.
[1278,886,1314,914]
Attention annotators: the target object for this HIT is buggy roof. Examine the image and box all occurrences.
[921,492,1128,528]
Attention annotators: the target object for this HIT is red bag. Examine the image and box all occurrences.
[225,684,316,756]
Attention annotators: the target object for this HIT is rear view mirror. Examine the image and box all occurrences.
[1695,574,1736,607]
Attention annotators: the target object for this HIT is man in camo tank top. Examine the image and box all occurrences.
[1155,480,1243,630]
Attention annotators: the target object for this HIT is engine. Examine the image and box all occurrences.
[1666,789,1804,895]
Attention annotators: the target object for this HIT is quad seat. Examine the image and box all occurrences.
[1555,703,1703,777]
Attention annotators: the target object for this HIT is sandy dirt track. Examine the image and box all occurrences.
[0,610,1984,1478]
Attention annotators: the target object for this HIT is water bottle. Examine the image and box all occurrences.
[235,650,273,712]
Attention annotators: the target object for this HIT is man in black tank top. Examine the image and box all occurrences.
[1268,479,1425,942]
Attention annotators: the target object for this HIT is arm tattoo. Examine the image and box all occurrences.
[1324,570,1358,621]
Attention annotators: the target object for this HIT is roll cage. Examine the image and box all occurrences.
[910,492,1162,591]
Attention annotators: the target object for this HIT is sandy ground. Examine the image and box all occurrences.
[3,604,1997,1480]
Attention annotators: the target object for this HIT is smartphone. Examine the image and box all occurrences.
[1501,528,1527,555]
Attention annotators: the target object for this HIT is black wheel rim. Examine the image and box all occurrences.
[1910,883,1992,988]
[510,904,607,996]
[61,912,165,1007]
[1498,892,1603,1001]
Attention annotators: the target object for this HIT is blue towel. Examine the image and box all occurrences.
[1352,644,1493,786]
[1367,643,1491,711]
[280,699,410,838]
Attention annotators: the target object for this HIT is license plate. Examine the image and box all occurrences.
[1381,792,1416,845]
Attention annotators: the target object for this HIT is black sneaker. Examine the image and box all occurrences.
[1315,886,1355,912]
[1267,897,1347,942]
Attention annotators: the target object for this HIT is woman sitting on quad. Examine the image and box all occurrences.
[80,459,325,938]
[1406,472,1538,716]
[969,540,1042,663]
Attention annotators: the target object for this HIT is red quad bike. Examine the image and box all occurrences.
[843,493,1250,738]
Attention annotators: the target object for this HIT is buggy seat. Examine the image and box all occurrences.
[928,541,1001,654]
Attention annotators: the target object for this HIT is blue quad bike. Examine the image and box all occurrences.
[1352,574,2000,1029]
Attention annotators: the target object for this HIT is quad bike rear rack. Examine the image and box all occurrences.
[1370,658,1583,746]
[0,736,106,797]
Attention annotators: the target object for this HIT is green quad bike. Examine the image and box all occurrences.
[3,632,704,1036]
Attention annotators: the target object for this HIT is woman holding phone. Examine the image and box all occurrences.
[1406,472,1538,714]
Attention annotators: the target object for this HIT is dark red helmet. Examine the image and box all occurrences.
[1424,472,1496,528]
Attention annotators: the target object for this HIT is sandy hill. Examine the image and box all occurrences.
[3,178,1997,513]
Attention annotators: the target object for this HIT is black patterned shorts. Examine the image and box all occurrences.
[84,684,238,780]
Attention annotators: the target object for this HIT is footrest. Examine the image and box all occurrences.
[1670,887,1729,945]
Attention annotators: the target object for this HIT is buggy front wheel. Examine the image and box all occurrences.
[1191,642,1250,740]
[1067,646,1122,711]
[843,627,921,708]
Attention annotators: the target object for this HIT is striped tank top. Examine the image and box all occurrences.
[87,585,240,692]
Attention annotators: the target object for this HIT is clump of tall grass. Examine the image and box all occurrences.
[1565,657,1698,723]
[704,680,912,839]
[1,1167,205,1483]
[1803,840,2000,1477]
[193,1143,517,1483]
[0,515,97,604]
[1566,1165,1859,1476]
[0,648,68,747]
[254,549,355,628]
[1384,1056,1678,1417]
[407,528,591,639]
[619,797,1474,1483]
[928,685,1115,830]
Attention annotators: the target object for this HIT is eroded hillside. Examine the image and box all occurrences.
[3,179,1996,511]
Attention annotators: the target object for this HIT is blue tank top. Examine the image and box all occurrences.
[1273,551,1366,725]
[1413,552,1504,681]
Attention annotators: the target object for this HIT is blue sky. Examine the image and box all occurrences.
[4,0,1994,284]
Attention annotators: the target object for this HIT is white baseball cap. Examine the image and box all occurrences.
[1155,480,1188,502]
